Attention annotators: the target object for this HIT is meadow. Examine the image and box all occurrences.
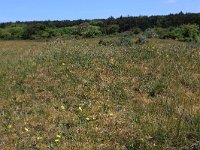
[0,37,200,149]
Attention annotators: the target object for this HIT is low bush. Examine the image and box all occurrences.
[117,36,133,46]
[156,24,200,42]
[132,27,142,35]
[120,31,133,37]
[135,35,149,44]
[144,28,158,38]
[81,25,102,38]
[102,24,120,35]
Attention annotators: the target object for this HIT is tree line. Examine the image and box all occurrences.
[0,12,200,41]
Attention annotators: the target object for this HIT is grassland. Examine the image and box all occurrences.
[0,38,200,149]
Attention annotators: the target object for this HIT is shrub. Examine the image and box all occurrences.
[135,35,149,44]
[120,31,133,37]
[155,27,171,39]
[63,26,79,35]
[22,24,46,39]
[99,39,109,46]
[77,23,102,38]
[102,24,120,35]
[46,28,58,38]
[0,29,12,39]
[41,31,50,38]
[81,25,102,38]
[132,27,142,35]
[196,36,200,43]
[156,24,200,42]
[89,20,103,27]
[0,26,25,40]
[99,39,117,46]
[117,36,133,46]
[180,24,199,41]
[144,28,158,38]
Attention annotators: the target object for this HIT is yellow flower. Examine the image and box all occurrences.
[60,105,65,110]
[37,137,43,140]
[55,139,60,142]
[56,134,61,138]
[78,107,83,112]
[109,113,114,116]
[110,58,115,65]
[25,127,29,132]
[62,63,65,66]
[86,117,90,121]
[8,125,12,129]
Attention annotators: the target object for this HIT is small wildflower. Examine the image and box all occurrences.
[78,107,83,112]
[62,63,65,66]
[8,125,12,129]
[86,117,90,121]
[56,134,61,138]
[110,58,115,65]
[37,137,43,140]
[55,139,60,142]
[60,105,65,110]
[92,117,96,120]
[109,113,114,116]
[24,127,29,132]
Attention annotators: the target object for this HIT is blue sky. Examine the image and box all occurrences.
[0,0,199,22]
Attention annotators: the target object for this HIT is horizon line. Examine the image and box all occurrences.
[0,11,199,24]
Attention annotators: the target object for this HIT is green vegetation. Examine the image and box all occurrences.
[0,12,200,149]
[0,38,199,149]
[0,12,200,42]
[156,24,200,42]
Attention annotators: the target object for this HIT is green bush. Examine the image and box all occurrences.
[181,24,199,41]
[0,26,24,40]
[117,36,133,46]
[120,31,133,37]
[89,20,103,26]
[46,28,57,38]
[132,27,142,35]
[81,25,102,38]
[63,26,79,35]
[76,23,102,38]
[135,35,149,44]
[156,24,200,42]
[102,24,120,35]
[22,24,47,39]
[0,29,12,39]
[196,36,200,43]
[41,31,50,38]
[155,27,170,39]
[144,28,158,38]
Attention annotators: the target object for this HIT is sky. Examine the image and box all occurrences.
[0,0,200,22]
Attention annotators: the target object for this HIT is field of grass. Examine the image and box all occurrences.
[0,38,200,149]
